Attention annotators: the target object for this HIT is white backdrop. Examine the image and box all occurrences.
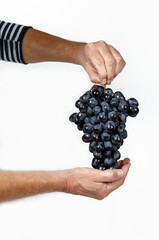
[0,0,159,239]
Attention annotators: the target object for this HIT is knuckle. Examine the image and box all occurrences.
[85,42,95,52]
[96,58,104,66]
[108,59,115,67]
[98,40,107,46]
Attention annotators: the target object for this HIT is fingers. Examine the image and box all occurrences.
[108,45,126,78]
[97,42,116,84]
[82,41,126,85]
[107,158,131,193]
[93,168,124,183]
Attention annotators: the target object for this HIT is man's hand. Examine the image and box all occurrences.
[65,158,130,200]
[22,29,125,85]
[79,41,126,86]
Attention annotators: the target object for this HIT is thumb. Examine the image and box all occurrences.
[94,169,124,183]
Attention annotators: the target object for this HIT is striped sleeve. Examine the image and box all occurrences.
[0,20,32,64]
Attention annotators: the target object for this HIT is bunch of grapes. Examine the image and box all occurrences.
[69,84,139,170]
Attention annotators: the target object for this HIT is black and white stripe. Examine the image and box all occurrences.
[0,20,32,64]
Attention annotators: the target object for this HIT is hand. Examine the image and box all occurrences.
[64,158,131,200]
[79,41,126,86]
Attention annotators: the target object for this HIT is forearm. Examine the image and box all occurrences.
[22,28,86,64]
[0,169,67,202]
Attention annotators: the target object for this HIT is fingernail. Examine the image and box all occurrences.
[118,170,124,177]
[102,79,106,85]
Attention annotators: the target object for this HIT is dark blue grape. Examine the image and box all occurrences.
[104,88,113,96]
[84,117,90,124]
[96,142,104,152]
[128,105,139,117]
[88,97,98,108]
[98,112,107,123]
[83,123,93,133]
[92,158,101,169]
[110,97,119,107]
[118,113,127,123]
[111,134,122,145]
[108,111,118,121]
[93,124,103,134]
[90,116,98,125]
[81,91,92,103]
[76,112,86,121]
[117,123,126,134]
[127,98,139,106]
[82,133,92,143]
[93,106,101,115]
[120,129,128,139]
[103,150,112,157]
[91,132,100,141]
[89,141,97,153]
[102,102,112,113]
[104,141,113,150]
[93,151,103,159]
[118,101,128,113]
[104,121,116,133]
[98,164,107,171]
[113,150,121,161]
[101,131,110,141]
[87,106,93,116]
[69,113,77,122]
[77,124,83,131]
[103,157,114,167]
[114,91,125,101]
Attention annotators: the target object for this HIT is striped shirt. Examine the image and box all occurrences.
[0,20,32,64]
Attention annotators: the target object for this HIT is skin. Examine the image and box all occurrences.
[0,27,129,202]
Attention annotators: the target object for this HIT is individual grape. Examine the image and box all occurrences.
[93,151,103,159]
[101,131,110,141]
[104,141,113,150]
[114,91,125,101]
[120,129,128,139]
[76,112,86,121]
[93,106,101,115]
[92,85,103,97]
[89,141,97,153]
[103,150,112,157]
[118,101,128,113]
[88,97,98,108]
[104,157,114,168]
[90,116,98,125]
[93,124,103,134]
[81,91,92,103]
[104,121,116,133]
[108,111,118,122]
[98,112,107,123]
[77,124,83,131]
[104,88,113,96]
[113,150,121,161]
[118,113,127,123]
[96,142,104,152]
[82,133,92,143]
[128,105,139,117]
[111,134,122,145]
[102,102,112,113]
[110,97,119,107]
[127,98,139,106]
[69,113,77,122]
[91,132,100,141]
[92,158,101,169]
[87,106,93,116]
[98,164,107,171]
[83,123,93,134]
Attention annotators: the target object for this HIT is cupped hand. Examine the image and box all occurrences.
[79,41,126,86]
[64,158,130,200]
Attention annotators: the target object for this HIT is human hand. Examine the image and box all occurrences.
[78,41,126,86]
[64,158,130,200]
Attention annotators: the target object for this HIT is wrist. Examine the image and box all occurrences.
[71,42,87,65]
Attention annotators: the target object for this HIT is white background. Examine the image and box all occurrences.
[0,0,159,239]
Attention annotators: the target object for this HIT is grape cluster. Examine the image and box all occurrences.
[69,85,139,170]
